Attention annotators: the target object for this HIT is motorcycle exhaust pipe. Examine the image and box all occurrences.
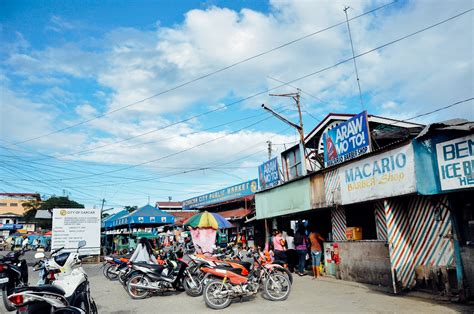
[128,283,161,290]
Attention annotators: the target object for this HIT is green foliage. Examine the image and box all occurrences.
[22,196,84,228]
[124,205,138,213]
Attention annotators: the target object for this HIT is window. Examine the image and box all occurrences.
[10,203,18,206]
[0,203,7,206]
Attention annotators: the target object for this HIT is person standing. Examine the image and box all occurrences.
[309,229,325,279]
[294,226,308,276]
[285,229,296,273]
[130,238,157,264]
[272,230,287,265]
[22,236,29,250]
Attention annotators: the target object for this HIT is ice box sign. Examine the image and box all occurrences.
[324,111,371,167]
[436,134,473,191]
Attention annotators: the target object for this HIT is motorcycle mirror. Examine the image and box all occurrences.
[34,252,45,259]
[78,240,86,249]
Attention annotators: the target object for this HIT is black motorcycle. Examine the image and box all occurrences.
[0,250,29,312]
[125,257,189,299]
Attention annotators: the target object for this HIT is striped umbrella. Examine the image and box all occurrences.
[184,211,232,229]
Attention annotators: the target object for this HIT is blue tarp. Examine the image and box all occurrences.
[122,205,174,226]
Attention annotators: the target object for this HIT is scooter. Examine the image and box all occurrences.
[0,249,29,312]
[18,240,98,313]
[7,286,86,314]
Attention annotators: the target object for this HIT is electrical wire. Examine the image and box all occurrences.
[9,1,399,145]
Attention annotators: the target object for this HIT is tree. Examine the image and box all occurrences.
[23,196,85,229]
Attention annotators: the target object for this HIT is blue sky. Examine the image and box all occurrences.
[0,0,472,211]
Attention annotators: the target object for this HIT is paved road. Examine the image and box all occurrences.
[2,251,473,313]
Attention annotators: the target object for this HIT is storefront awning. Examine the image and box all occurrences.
[218,208,252,220]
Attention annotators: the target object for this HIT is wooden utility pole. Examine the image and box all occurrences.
[263,89,310,175]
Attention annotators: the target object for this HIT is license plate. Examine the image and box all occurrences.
[0,277,8,284]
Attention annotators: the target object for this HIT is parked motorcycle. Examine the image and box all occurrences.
[0,249,29,312]
[7,286,87,314]
[201,253,291,310]
[125,255,190,299]
[19,240,98,313]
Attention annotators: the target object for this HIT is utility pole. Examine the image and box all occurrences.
[262,89,311,175]
[267,141,272,160]
[100,198,106,212]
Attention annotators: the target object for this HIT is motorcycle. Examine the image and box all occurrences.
[19,240,98,313]
[125,254,190,299]
[7,286,86,314]
[102,255,130,281]
[201,253,291,310]
[0,249,29,312]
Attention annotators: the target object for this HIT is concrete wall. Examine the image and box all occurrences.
[461,246,474,299]
[335,240,392,287]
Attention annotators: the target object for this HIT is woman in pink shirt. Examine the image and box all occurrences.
[272,230,287,265]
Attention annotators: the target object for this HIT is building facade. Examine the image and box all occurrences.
[0,193,41,216]
[255,113,473,300]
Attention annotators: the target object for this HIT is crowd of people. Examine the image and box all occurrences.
[270,226,325,279]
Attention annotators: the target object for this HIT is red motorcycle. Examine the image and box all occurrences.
[201,254,291,310]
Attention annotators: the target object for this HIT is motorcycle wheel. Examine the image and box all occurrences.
[264,273,291,301]
[2,287,16,312]
[105,264,119,281]
[272,267,293,285]
[126,274,151,299]
[203,279,232,310]
[183,274,203,297]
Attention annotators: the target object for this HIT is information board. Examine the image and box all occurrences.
[338,144,416,204]
[436,134,473,191]
[324,111,371,167]
[52,208,101,255]
[258,157,280,189]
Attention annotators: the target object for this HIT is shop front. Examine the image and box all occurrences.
[182,179,259,248]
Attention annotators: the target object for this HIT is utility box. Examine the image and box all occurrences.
[346,227,363,240]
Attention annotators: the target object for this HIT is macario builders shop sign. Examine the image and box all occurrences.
[339,144,416,204]
[183,179,258,210]
[324,111,371,167]
[436,134,473,191]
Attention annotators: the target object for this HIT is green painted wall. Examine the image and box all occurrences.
[256,177,311,219]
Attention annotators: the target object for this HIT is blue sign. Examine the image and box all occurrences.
[258,157,280,189]
[0,224,23,230]
[324,111,371,167]
[183,179,258,210]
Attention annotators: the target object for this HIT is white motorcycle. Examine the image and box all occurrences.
[8,240,97,314]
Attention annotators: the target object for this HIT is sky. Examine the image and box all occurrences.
[0,0,473,211]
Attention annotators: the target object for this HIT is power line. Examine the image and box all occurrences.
[344,6,364,108]
[9,1,398,145]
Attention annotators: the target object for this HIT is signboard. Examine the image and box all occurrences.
[258,157,280,189]
[51,208,101,255]
[339,144,416,204]
[183,179,258,210]
[324,111,371,167]
[0,224,23,230]
[436,134,473,191]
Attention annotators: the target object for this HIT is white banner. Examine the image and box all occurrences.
[52,208,101,255]
[339,144,416,204]
[436,135,473,191]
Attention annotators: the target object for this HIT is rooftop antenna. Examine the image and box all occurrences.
[344,6,364,109]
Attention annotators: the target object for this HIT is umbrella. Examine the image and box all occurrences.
[44,231,52,236]
[184,211,232,229]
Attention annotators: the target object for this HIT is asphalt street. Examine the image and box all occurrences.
[1,251,473,313]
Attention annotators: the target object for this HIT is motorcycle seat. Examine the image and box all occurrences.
[215,265,245,275]
[134,262,165,273]
[14,285,66,296]
[232,261,252,271]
